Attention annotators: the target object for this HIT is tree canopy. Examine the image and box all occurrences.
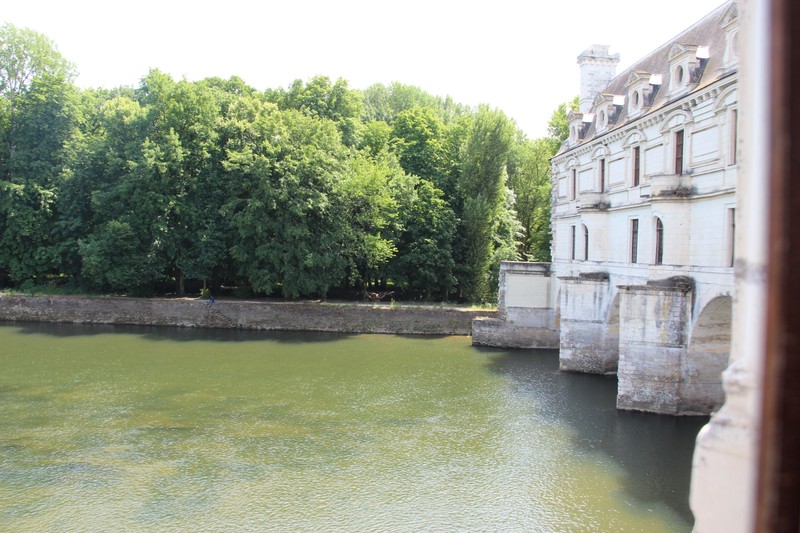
[0,24,567,303]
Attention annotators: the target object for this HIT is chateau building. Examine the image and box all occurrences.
[479,1,800,529]
[474,0,739,416]
[551,1,738,415]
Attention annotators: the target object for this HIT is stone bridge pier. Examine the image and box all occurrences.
[616,278,730,415]
[558,273,619,374]
[473,262,732,416]
[472,262,559,349]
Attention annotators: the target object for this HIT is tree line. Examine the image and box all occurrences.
[0,23,568,302]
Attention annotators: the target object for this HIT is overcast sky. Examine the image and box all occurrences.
[2,0,727,138]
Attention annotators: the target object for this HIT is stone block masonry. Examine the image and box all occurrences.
[0,296,496,336]
[471,262,559,349]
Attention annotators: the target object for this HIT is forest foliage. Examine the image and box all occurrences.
[0,23,569,302]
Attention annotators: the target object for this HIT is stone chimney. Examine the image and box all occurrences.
[577,45,620,114]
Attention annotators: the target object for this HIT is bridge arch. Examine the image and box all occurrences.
[681,295,733,414]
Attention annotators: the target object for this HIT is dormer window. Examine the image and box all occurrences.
[675,65,684,85]
[721,3,739,68]
[626,71,658,118]
[592,93,622,134]
[668,43,706,96]
[567,109,589,146]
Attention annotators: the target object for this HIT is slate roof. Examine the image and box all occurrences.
[561,0,737,154]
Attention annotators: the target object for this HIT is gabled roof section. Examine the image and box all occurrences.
[720,2,738,28]
[668,43,700,61]
[558,0,737,154]
[626,70,652,86]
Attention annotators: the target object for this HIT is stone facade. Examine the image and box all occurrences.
[690,0,761,528]
[474,0,738,417]
[0,296,494,336]
[552,1,738,415]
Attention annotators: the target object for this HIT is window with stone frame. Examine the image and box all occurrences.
[571,225,577,260]
[729,108,738,166]
[675,129,685,175]
[583,224,589,261]
[599,158,606,191]
[655,217,664,265]
[570,169,577,201]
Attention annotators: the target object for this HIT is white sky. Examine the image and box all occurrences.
[2,0,727,138]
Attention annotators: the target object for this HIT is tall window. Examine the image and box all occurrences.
[630,219,639,263]
[570,169,577,200]
[727,207,736,267]
[633,146,641,186]
[583,224,589,261]
[675,130,685,175]
[730,109,738,165]
[599,159,606,192]
[570,225,576,260]
[655,217,664,265]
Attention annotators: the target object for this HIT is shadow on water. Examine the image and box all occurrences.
[3,320,356,344]
[483,347,706,526]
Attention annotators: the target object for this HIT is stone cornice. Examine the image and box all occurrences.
[553,72,738,163]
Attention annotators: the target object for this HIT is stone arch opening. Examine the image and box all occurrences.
[681,295,733,414]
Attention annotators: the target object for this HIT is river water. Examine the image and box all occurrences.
[0,322,706,532]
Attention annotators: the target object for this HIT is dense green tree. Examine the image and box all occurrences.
[224,105,349,298]
[547,95,579,144]
[138,74,228,294]
[457,106,518,302]
[507,136,556,261]
[336,154,408,291]
[271,76,363,147]
[389,178,456,298]
[0,24,78,285]
[361,82,468,125]
[391,106,445,184]
[0,24,565,301]
[357,120,393,157]
[0,23,75,179]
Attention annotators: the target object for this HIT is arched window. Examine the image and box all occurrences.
[583,224,589,261]
[655,217,664,265]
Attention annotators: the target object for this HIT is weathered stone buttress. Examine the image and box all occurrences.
[558,273,618,374]
[472,262,558,349]
[616,279,694,414]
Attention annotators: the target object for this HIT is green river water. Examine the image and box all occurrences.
[0,322,706,532]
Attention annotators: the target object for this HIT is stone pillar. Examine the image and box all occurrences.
[616,281,692,414]
[691,1,763,529]
[472,262,558,349]
[558,273,617,374]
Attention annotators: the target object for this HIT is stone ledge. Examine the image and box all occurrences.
[0,296,496,337]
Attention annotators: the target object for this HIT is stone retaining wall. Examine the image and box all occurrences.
[0,295,495,336]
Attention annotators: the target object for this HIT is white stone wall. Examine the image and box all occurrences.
[551,70,737,323]
[691,0,763,528]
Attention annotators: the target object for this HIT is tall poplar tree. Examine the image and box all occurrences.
[457,106,518,302]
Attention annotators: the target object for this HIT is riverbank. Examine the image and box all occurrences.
[0,295,496,336]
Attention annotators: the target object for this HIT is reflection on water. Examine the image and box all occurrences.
[0,322,705,532]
